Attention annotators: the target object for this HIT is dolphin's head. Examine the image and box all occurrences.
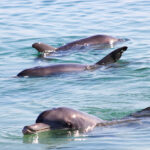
[22,108,74,134]
[22,107,101,135]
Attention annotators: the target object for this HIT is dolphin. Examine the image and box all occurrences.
[17,46,127,77]
[32,34,129,55]
[22,106,150,135]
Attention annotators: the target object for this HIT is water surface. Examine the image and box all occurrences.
[0,0,150,149]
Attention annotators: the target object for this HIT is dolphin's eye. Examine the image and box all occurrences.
[67,122,73,128]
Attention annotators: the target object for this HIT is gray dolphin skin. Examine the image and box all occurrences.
[32,34,128,54]
[22,106,150,135]
[17,46,127,77]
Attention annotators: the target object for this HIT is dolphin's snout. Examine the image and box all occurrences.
[22,123,51,135]
[22,126,36,134]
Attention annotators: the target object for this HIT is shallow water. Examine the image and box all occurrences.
[1,0,150,149]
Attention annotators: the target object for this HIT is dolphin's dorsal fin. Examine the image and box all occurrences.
[86,46,128,70]
[129,107,150,118]
[95,46,128,66]
[32,42,56,53]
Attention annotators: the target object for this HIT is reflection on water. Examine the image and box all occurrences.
[23,129,86,145]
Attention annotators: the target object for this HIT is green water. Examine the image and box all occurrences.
[0,0,150,149]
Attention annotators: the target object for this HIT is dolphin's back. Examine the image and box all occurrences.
[17,64,86,77]
[36,107,102,131]
[57,35,119,51]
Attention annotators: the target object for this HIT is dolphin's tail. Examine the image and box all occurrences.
[32,42,56,53]
[95,46,128,66]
